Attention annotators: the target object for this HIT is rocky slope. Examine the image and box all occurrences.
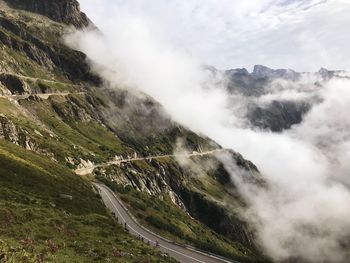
[3,0,91,28]
[0,1,268,262]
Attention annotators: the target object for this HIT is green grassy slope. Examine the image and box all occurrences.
[0,140,176,262]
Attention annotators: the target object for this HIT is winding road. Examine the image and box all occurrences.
[0,72,85,100]
[0,92,85,100]
[94,183,238,263]
[76,149,225,175]
[0,72,83,87]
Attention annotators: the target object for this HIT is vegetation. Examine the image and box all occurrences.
[0,94,135,167]
[0,140,176,262]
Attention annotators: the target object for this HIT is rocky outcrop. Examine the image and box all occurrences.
[97,159,187,210]
[51,96,93,122]
[0,114,57,159]
[4,0,91,28]
[0,114,32,148]
[0,21,55,70]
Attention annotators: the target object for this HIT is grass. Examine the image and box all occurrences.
[0,140,177,263]
[0,98,20,116]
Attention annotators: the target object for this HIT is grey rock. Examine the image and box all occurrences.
[252,65,300,80]
[4,0,91,28]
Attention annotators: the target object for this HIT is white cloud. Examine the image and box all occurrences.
[79,0,350,71]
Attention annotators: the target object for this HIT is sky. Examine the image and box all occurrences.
[79,0,350,72]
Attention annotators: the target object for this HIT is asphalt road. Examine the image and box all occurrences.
[94,183,238,263]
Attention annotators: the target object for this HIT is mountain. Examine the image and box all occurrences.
[317,67,348,80]
[0,1,267,262]
[251,65,300,80]
[3,0,91,28]
[224,65,344,132]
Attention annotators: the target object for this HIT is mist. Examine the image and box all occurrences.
[65,6,350,263]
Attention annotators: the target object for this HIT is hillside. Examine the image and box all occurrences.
[0,1,267,262]
[0,140,175,262]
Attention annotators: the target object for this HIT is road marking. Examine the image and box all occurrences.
[98,185,209,263]
[101,187,127,223]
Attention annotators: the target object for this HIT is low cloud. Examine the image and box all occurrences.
[217,76,350,262]
[65,6,350,262]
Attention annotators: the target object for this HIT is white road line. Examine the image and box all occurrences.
[101,187,127,223]
[99,186,208,263]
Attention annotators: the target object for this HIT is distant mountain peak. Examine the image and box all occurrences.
[225,65,348,82]
[252,65,300,80]
[3,0,91,28]
[226,68,249,76]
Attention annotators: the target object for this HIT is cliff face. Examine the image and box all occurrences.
[4,0,91,28]
[0,9,100,84]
